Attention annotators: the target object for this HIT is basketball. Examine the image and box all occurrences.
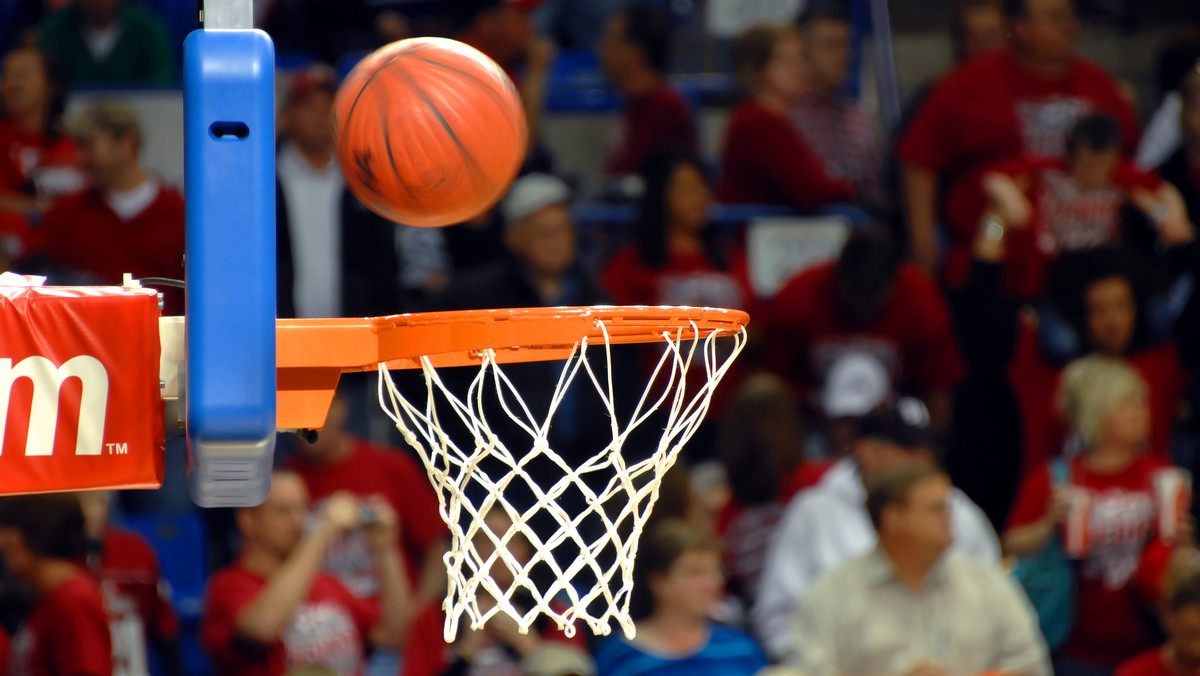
[332,37,527,228]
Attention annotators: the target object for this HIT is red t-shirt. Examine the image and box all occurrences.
[717,101,853,209]
[1007,454,1174,665]
[0,627,10,676]
[201,564,379,676]
[0,120,85,202]
[9,570,112,676]
[39,183,185,314]
[1116,648,1171,676]
[1007,317,1184,472]
[896,47,1139,289]
[765,261,965,411]
[94,528,179,676]
[995,157,1162,297]
[288,438,445,598]
[401,601,584,676]
[605,82,697,176]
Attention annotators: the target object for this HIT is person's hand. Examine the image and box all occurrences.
[524,36,556,75]
[318,492,362,535]
[983,173,1032,228]
[1047,488,1074,527]
[364,494,399,553]
[973,213,1006,263]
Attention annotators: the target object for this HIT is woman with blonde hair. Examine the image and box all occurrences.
[1005,355,1184,676]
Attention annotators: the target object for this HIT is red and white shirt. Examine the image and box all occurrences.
[201,564,379,676]
[0,120,85,204]
[1007,454,1175,665]
[9,570,112,676]
[604,82,696,177]
[288,438,445,598]
[91,529,178,676]
[896,47,1139,289]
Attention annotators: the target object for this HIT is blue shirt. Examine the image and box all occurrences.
[594,623,769,676]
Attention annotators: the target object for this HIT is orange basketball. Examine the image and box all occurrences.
[332,37,527,228]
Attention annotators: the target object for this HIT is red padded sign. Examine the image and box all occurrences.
[0,285,164,494]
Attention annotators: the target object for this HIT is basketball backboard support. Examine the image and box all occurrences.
[183,0,276,507]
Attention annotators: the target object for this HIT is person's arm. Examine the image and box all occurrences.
[1002,497,1064,557]
[987,572,1053,676]
[519,37,555,153]
[982,172,1034,228]
[752,502,819,661]
[234,493,360,642]
[783,574,841,675]
[902,163,940,275]
[0,194,39,214]
[415,537,449,603]
[364,495,415,649]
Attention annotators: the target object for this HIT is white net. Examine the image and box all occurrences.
[376,317,746,641]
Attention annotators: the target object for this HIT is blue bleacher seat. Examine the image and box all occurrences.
[118,512,209,620]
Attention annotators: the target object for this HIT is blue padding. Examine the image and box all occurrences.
[183,29,276,507]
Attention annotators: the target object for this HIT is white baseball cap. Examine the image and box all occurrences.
[502,173,571,225]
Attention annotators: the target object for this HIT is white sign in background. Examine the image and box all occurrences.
[746,215,851,298]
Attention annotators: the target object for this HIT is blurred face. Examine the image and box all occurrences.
[600,14,633,79]
[473,510,530,590]
[666,163,710,234]
[960,5,1006,60]
[1070,145,1120,189]
[856,438,936,478]
[241,474,310,558]
[491,8,534,65]
[1098,389,1149,450]
[803,19,850,95]
[887,476,954,554]
[762,33,805,104]
[1084,276,1136,355]
[507,204,576,277]
[649,549,724,619]
[2,49,50,123]
[0,527,34,578]
[1011,0,1079,65]
[287,90,334,153]
[1169,605,1200,670]
[78,130,135,188]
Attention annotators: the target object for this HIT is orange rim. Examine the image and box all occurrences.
[276,305,749,430]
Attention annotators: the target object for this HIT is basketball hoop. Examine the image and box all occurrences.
[361,306,748,640]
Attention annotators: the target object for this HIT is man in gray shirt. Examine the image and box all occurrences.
[789,464,1051,676]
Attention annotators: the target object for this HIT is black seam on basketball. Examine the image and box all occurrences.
[389,63,487,178]
[406,55,518,116]
[343,52,406,142]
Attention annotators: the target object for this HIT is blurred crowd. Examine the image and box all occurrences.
[6,1,1200,676]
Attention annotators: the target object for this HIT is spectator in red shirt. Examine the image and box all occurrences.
[983,112,1189,298]
[1116,569,1200,676]
[897,0,1139,284]
[718,23,853,210]
[765,226,965,437]
[286,393,448,605]
[599,3,696,179]
[76,491,181,676]
[1159,69,1200,236]
[36,101,184,312]
[0,46,84,264]
[791,3,886,212]
[0,493,112,676]
[1005,356,1183,676]
[201,471,411,676]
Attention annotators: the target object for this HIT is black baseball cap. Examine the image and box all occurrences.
[856,396,933,449]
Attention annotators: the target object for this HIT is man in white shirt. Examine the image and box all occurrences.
[789,464,1049,676]
[753,395,1000,660]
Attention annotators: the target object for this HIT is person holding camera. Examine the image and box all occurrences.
[200,470,412,676]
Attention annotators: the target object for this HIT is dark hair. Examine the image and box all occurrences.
[2,46,67,140]
[1004,0,1075,19]
[1066,112,1122,156]
[634,151,727,270]
[719,374,804,506]
[952,0,1003,61]
[865,464,947,532]
[733,23,794,99]
[618,3,673,74]
[447,0,504,34]
[1156,28,1200,98]
[630,519,721,620]
[797,1,850,31]
[0,494,86,560]
[834,225,899,301]
[1044,247,1153,357]
[1169,570,1200,613]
